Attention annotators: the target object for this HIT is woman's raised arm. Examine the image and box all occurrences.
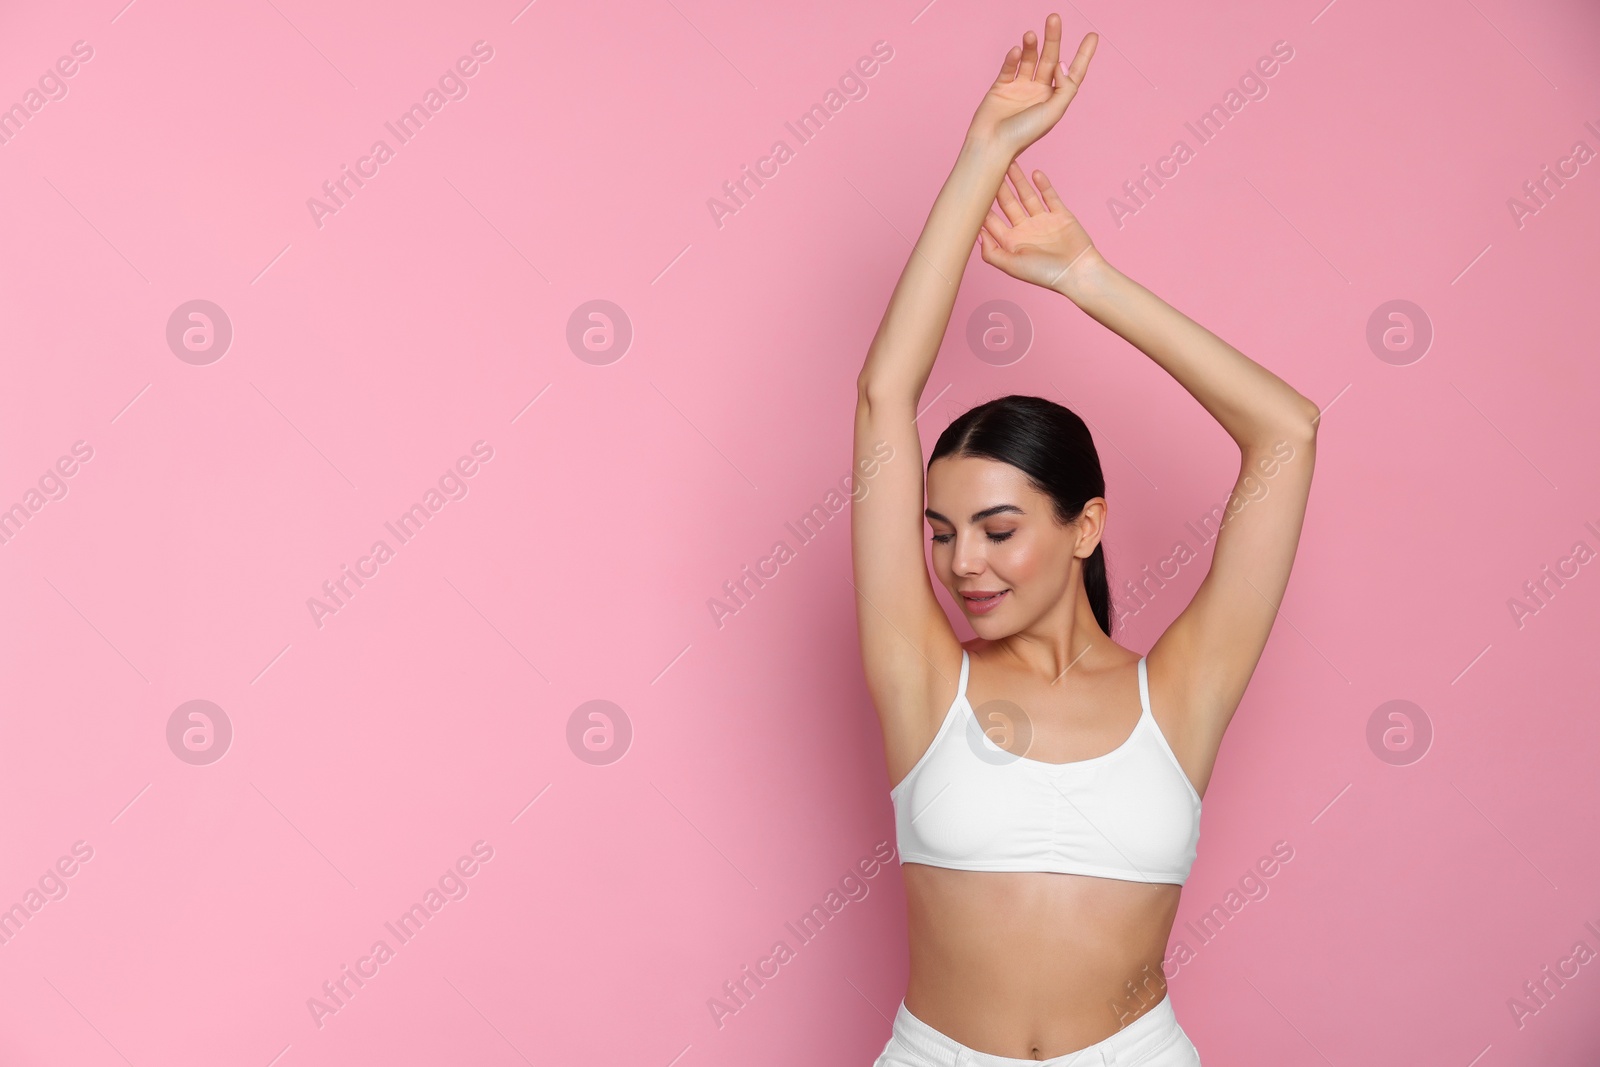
[856,22,1095,404]
[852,19,1098,780]
[977,164,1320,792]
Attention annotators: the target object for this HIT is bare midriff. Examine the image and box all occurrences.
[903,862,1181,1059]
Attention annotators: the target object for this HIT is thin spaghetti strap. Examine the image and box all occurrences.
[887,649,973,797]
[1137,656,1153,721]
[1140,654,1204,804]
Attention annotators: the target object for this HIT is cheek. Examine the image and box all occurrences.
[995,540,1042,581]
[996,536,1069,589]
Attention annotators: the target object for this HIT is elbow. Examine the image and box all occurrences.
[1285,396,1321,444]
[1251,398,1318,456]
[857,375,904,409]
[1297,396,1322,441]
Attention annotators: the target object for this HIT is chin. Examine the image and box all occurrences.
[966,610,1006,632]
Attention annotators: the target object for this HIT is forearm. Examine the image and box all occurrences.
[1055,254,1320,448]
[857,137,1013,403]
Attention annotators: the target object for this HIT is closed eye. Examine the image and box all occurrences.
[931,531,1015,544]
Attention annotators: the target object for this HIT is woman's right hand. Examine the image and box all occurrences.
[965,16,1096,161]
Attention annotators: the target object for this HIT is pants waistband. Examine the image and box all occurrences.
[889,995,1181,1066]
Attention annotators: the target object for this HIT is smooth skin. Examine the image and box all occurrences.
[853,15,1318,1058]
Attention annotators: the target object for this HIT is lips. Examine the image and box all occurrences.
[961,590,1008,615]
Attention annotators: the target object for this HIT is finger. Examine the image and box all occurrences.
[993,44,1022,84]
[1034,170,1069,214]
[1018,29,1038,81]
[976,222,994,260]
[977,227,997,265]
[977,226,1013,269]
[1056,31,1097,92]
[981,206,1014,243]
[1008,161,1047,216]
[1035,14,1063,84]
[1039,34,1095,124]
[994,179,1028,227]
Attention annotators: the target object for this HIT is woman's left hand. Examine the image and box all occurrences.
[977,163,1103,293]
[965,17,1096,160]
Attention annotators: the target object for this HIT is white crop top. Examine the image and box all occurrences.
[891,650,1202,885]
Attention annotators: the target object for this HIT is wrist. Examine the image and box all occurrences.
[1049,247,1114,302]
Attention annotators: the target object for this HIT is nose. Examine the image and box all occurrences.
[950,530,984,576]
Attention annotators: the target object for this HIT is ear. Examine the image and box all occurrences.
[1071,497,1108,558]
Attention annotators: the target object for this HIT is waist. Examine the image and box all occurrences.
[903,864,1181,1056]
[891,991,1183,1066]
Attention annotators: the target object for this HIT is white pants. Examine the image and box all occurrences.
[872,995,1201,1067]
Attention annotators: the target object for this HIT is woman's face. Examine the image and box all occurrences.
[925,454,1102,635]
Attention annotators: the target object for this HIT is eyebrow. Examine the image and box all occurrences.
[924,504,1026,525]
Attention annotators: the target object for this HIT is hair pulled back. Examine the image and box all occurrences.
[929,394,1113,636]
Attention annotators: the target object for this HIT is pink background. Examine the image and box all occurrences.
[3,0,1599,1063]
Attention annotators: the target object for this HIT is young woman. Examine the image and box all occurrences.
[853,16,1318,1066]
